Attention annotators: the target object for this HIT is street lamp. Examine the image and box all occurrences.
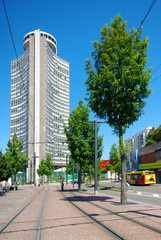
[66,154,69,185]
[72,159,74,188]
[89,165,91,184]
[79,120,98,194]
[79,120,106,195]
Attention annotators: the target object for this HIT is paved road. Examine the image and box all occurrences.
[81,182,161,207]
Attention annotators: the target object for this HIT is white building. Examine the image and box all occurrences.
[10,30,70,184]
[125,127,152,151]
[125,127,152,172]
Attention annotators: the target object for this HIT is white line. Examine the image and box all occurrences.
[137,192,142,195]
[153,194,159,197]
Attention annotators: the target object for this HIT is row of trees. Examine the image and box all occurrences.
[0,133,29,190]
[0,133,54,189]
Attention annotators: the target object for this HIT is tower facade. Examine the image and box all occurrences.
[10,30,69,184]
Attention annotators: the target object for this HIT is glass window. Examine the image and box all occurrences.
[156,150,161,160]
[145,170,154,175]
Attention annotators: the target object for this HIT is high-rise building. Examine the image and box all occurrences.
[10,30,69,184]
[125,127,152,172]
[125,127,152,151]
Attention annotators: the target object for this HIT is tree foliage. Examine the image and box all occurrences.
[0,151,12,182]
[5,133,29,190]
[64,100,103,190]
[146,125,161,146]
[109,143,120,166]
[85,15,151,136]
[84,15,151,204]
[108,143,121,180]
[37,155,54,182]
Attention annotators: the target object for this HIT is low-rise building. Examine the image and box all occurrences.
[139,142,161,183]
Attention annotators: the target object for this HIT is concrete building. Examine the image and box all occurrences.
[10,30,69,185]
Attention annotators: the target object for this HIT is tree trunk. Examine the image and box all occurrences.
[119,124,127,205]
[120,155,127,204]
[14,174,16,191]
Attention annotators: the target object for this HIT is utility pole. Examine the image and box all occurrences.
[30,160,32,183]
[94,120,98,194]
[78,120,98,194]
[66,154,68,185]
[72,159,74,188]
[34,152,36,185]
[79,120,106,195]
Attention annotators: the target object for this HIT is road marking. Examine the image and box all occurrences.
[153,194,159,197]
[137,192,142,195]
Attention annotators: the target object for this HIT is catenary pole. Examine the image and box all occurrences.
[66,154,68,185]
[94,120,98,194]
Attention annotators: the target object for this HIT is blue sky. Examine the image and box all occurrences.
[0,0,161,159]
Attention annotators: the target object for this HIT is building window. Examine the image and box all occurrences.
[156,150,161,160]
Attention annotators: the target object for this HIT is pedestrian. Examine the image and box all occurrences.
[61,181,64,191]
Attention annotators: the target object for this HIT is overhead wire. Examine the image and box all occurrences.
[150,63,161,84]
[2,0,34,153]
[137,0,157,33]
[135,0,160,85]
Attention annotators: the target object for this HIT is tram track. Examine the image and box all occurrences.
[0,186,49,240]
[59,187,161,239]
[59,188,124,240]
[35,187,49,240]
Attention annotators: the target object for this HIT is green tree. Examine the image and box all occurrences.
[85,15,151,204]
[5,133,29,191]
[64,100,103,191]
[0,151,12,182]
[45,155,54,182]
[109,143,121,181]
[146,125,161,146]
[37,159,46,183]
[105,161,115,182]
[115,161,122,180]
[37,155,54,183]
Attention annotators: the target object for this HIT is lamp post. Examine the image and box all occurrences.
[78,120,98,194]
[94,120,98,194]
[79,120,106,195]
[66,154,69,185]
[30,160,32,184]
[72,159,74,188]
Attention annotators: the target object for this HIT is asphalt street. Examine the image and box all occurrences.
[81,181,161,208]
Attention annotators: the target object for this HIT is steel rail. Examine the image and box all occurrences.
[35,187,49,240]
[59,188,124,240]
[0,187,44,234]
[71,191,161,236]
